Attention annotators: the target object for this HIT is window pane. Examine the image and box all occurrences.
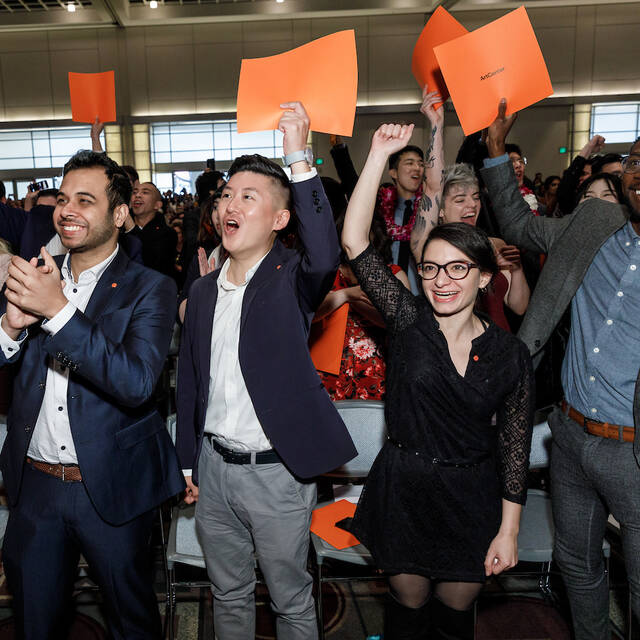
[591,102,640,142]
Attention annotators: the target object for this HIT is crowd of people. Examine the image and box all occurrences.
[0,92,638,640]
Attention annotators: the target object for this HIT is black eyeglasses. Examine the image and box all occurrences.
[417,261,479,281]
[623,156,640,174]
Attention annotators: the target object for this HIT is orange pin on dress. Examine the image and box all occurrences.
[111,283,118,288]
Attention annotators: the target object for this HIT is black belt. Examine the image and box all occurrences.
[387,437,491,468]
[208,435,281,465]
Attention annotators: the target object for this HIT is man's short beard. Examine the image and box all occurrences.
[630,208,640,224]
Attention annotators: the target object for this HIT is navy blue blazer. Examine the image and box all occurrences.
[176,175,357,481]
[0,248,185,525]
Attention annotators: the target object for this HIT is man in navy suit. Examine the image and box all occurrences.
[176,102,356,639]
[0,150,185,639]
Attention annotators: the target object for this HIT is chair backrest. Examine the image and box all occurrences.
[326,399,387,478]
[529,420,552,469]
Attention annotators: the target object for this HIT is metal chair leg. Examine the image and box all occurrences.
[317,561,325,640]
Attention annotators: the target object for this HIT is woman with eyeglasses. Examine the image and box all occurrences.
[342,123,534,640]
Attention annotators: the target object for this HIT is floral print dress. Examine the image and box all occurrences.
[317,265,401,401]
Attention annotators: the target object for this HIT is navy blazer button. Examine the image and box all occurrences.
[312,190,318,197]
[534,339,541,348]
[24,425,31,432]
[316,207,322,213]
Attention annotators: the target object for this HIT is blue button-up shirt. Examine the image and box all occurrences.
[563,221,640,425]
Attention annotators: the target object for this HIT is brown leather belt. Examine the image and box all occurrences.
[26,457,83,482]
[561,401,635,443]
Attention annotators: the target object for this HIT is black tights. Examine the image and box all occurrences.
[388,573,483,611]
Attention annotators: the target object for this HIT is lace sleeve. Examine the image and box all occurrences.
[496,343,535,504]
[349,243,417,333]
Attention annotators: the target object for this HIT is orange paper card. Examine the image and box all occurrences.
[411,6,468,107]
[434,6,553,135]
[309,303,349,375]
[236,30,358,136]
[310,500,360,550]
[68,71,116,124]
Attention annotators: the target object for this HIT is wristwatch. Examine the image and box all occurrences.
[282,147,314,167]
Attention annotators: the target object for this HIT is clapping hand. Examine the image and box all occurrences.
[4,248,67,321]
[370,123,415,159]
[496,245,522,272]
[420,88,445,128]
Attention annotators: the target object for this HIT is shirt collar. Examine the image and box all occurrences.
[62,245,119,285]
[219,252,269,292]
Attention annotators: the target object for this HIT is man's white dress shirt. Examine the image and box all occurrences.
[0,247,119,464]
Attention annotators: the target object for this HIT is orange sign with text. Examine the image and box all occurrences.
[411,6,468,108]
[68,71,116,124]
[434,6,553,135]
[236,30,358,136]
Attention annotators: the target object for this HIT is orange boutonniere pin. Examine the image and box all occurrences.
[276,265,282,270]
[111,282,118,288]
[473,355,479,361]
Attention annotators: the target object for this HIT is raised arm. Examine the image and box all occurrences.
[411,89,445,262]
[342,124,417,331]
[482,99,570,253]
[278,102,341,314]
[342,123,415,260]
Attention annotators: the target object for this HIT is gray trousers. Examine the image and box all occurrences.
[550,408,640,640]
[195,437,318,640]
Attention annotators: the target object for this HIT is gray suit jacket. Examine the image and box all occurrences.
[480,161,640,459]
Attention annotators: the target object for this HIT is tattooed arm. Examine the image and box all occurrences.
[411,88,445,263]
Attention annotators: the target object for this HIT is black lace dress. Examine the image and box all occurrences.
[349,244,534,582]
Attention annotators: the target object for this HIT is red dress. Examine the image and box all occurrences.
[317,266,401,401]
[476,270,511,332]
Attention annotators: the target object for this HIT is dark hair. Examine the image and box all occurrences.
[576,172,627,206]
[195,171,225,203]
[389,145,424,171]
[591,153,622,175]
[421,222,498,277]
[505,143,523,157]
[543,175,561,192]
[0,180,5,200]
[227,154,292,211]
[198,195,219,244]
[320,177,348,221]
[629,137,640,155]
[36,188,58,202]
[120,165,139,185]
[63,150,132,213]
[334,209,392,265]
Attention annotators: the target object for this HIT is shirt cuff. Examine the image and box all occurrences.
[0,315,26,358]
[290,168,318,183]
[483,153,509,169]
[41,301,77,336]
[182,469,193,477]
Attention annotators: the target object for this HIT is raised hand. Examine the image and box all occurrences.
[580,135,605,159]
[420,88,445,128]
[278,102,310,157]
[91,117,105,152]
[486,98,518,158]
[370,123,415,158]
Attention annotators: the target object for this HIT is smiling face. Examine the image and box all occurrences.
[623,141,640,214]
[441,184,481,226]
[420,238,492,316]
[389,151,425,196]
[54,167,124,254]
[579,177,620,205]
[218,171,290,259]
